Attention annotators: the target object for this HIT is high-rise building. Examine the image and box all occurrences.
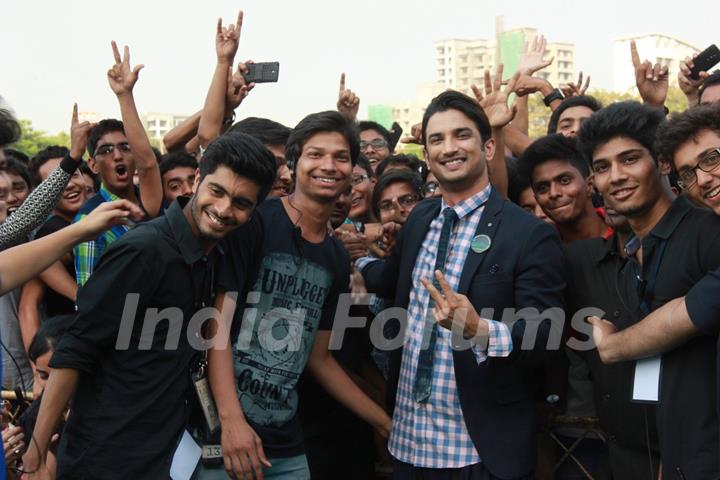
[142,112,190,145]
[435,28,575,96]
[613,34,700,93]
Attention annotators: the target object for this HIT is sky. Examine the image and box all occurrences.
[1,0,716,134]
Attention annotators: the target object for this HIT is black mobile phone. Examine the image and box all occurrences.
[243,62,280,83]
[690,44,720,80]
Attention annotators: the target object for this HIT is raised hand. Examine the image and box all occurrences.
[70,103,96,160]
[631,40,668,108]
[337,73,360,121]
[561,71,591,98]
[517,34,554,76]
[107,41,144,96]
[216,10,243,64]
[678,54,709,107]
[421,270,488,339]
[471,64,520,129]
[400,122,423,145]
[226,61,255,112]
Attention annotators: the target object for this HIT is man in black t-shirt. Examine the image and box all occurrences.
[23,134,276,480]
[205,111,391,480]
[581,102,720,479]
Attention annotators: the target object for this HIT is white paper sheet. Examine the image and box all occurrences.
[170,430,202,480]
[632,356,661,403]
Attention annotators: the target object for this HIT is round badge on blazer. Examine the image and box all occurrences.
[471,234,492,253]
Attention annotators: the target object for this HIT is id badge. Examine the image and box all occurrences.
[193,368,220,433]
[202,444,223,461]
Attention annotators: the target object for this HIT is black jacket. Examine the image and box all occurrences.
[362,188,566,478]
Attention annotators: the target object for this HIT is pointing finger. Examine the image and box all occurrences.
[339,72,346,94]
[630,40,640,68]
[72,103,79,126]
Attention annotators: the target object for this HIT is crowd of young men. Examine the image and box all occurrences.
[0,10,720,480]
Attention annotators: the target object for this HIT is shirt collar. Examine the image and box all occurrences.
[440,184,493,220]
[646,195,693,240]
[166,197,208,265]
[98,184,122,202]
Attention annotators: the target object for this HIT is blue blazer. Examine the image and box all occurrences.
[362,188,566,478]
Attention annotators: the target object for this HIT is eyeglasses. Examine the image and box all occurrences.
[95,142,131,156]
[378,194,419,212]
[676,147,720,190]
[351,174,370,186]
[360,139,388,151]
[422,181,439,197]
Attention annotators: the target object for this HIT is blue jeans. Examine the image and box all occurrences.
[194,454,310,479]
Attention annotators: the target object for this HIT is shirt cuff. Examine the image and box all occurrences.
[355,256,379,273]
[60,152,82,174]
[469,318,513,364]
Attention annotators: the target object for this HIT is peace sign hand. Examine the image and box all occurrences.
[421,270,489,339]
[107,41,144,96]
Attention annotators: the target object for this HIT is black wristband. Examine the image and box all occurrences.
[543,88,564,107]
[60,152,82,174]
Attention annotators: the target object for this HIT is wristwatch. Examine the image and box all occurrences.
[543,88,564,107]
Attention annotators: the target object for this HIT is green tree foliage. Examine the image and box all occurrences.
[11,120,70,157]
[527,86,689,140]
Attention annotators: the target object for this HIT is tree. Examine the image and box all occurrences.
[10,120,71,157]
[526,86,689,140]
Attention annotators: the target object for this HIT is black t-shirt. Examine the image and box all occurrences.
[632,197,720,479]
[35,215,76,316]
[49,199,215,480]
[217,197,351,458]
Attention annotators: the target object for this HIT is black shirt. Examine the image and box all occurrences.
[50,198,217,480]
[217,197,351,458]
[630,196,720,479]
[565,234,659,479]
[35,215,76,316]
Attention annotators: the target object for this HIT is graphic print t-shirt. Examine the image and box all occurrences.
[217,197,350,457]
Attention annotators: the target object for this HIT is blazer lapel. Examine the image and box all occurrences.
[458,189,504,294]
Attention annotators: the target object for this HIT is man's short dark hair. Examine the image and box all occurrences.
[285,111,360,171]
[577,101,665,166]
[199,132,277,203]
[655,103,720,169]
[371,169,423,218]
[229,117,292,147]
[422,91,492,146]
[79,163,100,193]
[0,109,21,148]
[518,134,589,188]
[375,153,428,181]
[699,70,720,104]
[159,151,199,178]
[356,154,374,178]
[87,119,125,157]
[358,121,392,147]
[547,95,603,134]
[2,157,31,189]
[28,314,75,364]
[29,145,70,187]
[3,148,29,165]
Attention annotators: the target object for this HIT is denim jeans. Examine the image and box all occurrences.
[194,454,310,480]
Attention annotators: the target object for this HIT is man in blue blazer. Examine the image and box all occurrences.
[358,90,566,479]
